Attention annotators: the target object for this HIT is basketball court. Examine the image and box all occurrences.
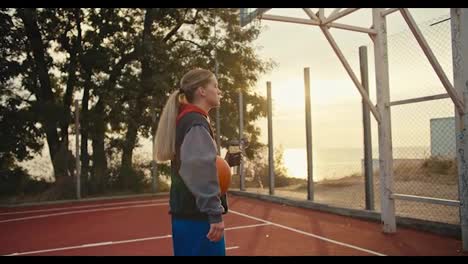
[0,194,465,256]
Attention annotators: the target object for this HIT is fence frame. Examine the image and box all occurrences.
[239,8,468,251]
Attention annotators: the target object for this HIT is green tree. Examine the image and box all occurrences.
[1,8,275,199]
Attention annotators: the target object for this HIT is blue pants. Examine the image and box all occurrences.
[171,217,226,256]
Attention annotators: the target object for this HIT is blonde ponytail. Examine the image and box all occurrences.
[154,90,181,162]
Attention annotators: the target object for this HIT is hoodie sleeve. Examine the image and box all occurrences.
[179,124,224,223]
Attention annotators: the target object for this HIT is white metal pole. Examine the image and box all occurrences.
[322,8,359,25]
[451,8,468,252]
[151,96,158,193]
[74,100,81,200]
[239,90,245,191]
[360,46,375,211]
[214,20,221,154]
[304,68,314,201]
[373,8,396,233]
[267,81,275,195]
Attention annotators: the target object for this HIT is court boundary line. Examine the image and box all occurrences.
[0,202,169,223]
[0,193,170,208]
[0,199,169,216]
[230,210,387,256]
[4,223,266,256]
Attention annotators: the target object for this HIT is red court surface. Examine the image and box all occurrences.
[0,194,466,256]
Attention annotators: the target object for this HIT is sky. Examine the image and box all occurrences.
[247,8,454,150]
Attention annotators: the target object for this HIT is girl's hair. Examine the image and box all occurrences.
[153,68,215,162]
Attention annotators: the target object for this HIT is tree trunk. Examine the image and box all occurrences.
[120,100,144,189]
[80,71,91,196]
[87,49,141,193]
[19,8,63,178]
[90,99,107,194]
[120,8,156,189]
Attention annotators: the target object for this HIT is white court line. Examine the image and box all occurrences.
[5,222,261,256]
[0,199,169,216]
[230,210,386,256]
[5,234,173,256]
[0,202,169,223]
[225,223,270,230]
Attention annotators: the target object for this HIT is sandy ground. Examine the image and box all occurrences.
[241,159,460,225]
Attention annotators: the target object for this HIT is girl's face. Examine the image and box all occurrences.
[200,78,222,108]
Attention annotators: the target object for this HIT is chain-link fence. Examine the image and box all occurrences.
[387,14,459,224]
[238,11,460,225]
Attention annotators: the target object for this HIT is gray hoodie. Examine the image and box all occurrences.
[178,124,225,223]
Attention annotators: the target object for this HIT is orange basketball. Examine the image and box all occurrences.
[216,156,231,195]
